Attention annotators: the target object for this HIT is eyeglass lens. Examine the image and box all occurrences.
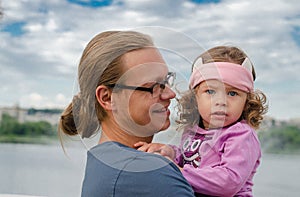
[152,72,175,98]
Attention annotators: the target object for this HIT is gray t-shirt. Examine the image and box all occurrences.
[81,141,195,197]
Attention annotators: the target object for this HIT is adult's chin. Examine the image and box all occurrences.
[154,117,171,133]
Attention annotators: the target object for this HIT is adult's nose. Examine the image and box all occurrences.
[160,86,176,100]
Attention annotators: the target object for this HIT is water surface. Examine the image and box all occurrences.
[1,143,299,197]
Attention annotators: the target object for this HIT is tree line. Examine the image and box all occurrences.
[0,113,56,137]
[259,125,300,154]
[1,112,300,153]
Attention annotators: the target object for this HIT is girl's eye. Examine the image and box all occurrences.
[206,89,215,95]
[228,91,237,96]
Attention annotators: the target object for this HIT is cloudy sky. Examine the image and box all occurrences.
[0,0,299,120]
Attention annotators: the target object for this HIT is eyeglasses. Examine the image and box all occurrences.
[107,72,176,98]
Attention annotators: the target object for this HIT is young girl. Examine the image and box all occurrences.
[135,46,268,197]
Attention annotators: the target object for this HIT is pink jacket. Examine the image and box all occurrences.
[172,121,261,197]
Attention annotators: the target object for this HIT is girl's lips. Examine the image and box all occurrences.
[211,111,227,120]
[212,111,227,116]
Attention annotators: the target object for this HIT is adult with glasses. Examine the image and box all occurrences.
[59,30,194,196]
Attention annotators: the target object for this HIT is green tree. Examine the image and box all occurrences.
[259,125,300,154]
[0,113,56,137]
[0,113,21,135]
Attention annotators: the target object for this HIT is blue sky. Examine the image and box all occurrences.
[67,0,114,7]
[0,0,299,120]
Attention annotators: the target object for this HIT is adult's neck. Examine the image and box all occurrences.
[99,118,153,148]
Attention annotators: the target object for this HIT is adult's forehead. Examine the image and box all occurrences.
[119,62,169,85]
[122,47,165,65]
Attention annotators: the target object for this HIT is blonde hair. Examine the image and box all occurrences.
[176,46,268,130]
[59,31,154,138]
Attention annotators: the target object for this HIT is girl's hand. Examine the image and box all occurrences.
[134,142,165,153]
[134,142,175,160]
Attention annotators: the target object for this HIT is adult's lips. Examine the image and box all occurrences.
[153,106,168,113]
[152,105,170,115]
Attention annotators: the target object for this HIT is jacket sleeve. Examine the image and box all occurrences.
[182,127,261,197]
[169,144,184,167]
[170,130,192,167]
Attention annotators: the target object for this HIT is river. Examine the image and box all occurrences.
[0,142,299,197]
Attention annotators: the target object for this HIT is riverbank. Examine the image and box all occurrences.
[0,135,58,145]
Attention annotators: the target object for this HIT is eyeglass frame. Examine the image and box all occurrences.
[106,72,176,97]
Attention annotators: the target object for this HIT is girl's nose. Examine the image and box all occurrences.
[214,94,226,106]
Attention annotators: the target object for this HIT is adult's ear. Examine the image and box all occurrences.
[95,85,113,110]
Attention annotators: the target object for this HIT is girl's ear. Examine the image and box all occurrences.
[95,85,113,110]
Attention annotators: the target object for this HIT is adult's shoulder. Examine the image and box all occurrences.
[88,141,178,172]
[87,142,195,196]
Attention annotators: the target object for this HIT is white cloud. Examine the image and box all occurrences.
[19,92,71,109]
[0,0,299,120]
[20,92,43,108]
[55,93,68,105]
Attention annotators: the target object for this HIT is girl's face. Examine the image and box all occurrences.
[195,79,247,129]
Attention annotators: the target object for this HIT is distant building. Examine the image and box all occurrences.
[0,105,62,125]
[289,118,300,128]
[259,115,300,132]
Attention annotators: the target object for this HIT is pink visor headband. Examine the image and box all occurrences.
[189,57,254,92]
